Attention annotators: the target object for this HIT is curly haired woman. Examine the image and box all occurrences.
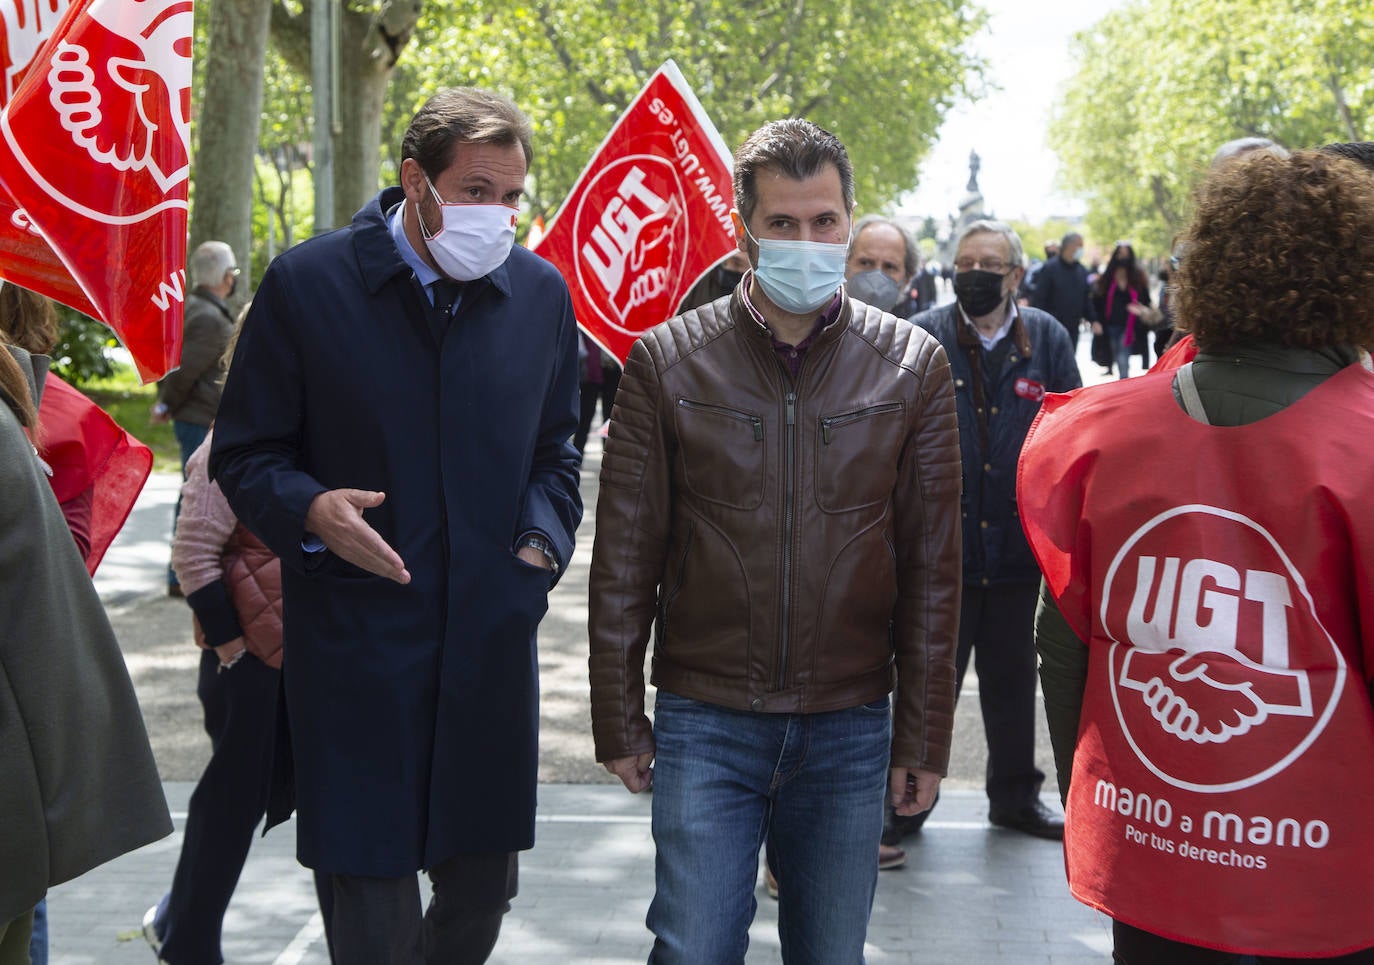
[1020,149,1374,962]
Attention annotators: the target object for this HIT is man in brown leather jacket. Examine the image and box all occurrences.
[588,119,962,962]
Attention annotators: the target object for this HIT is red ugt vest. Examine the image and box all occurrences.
[1018,364,1374,957]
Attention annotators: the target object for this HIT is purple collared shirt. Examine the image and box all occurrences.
[739,274,843,380]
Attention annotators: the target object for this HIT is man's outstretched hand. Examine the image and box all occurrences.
[304,489,410,584]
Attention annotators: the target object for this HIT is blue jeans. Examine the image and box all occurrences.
[647,691,891,964]
[1107,325,1133,379]
[27,899,45,965]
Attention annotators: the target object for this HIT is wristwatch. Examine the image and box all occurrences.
[519,534,559,574]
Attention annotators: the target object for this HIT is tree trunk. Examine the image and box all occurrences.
[331,2,422,226]
[189,0,273,301]
[1326,65,1362,142]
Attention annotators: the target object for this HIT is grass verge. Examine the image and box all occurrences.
[76,366,181,473]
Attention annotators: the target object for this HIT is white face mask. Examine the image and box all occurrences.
[743,221,849,315]
[419,174,518,281]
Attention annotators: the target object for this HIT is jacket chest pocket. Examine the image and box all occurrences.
[815,401,905,512]
[674,398,766,510]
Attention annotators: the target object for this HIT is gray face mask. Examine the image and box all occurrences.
[846,270,903,313]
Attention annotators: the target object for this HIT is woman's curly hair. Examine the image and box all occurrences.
[1176,149,1374,352]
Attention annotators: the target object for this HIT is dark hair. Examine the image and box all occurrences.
[0,284,59,355]
[1319,141,1374,174]
[1177,150,1374,352]
[401,88,533,179]
[733,119,854,229]
[1061,231,1083,248]
[1093,242,1148,296]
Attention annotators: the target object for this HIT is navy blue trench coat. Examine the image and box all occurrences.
[210,187,582,877]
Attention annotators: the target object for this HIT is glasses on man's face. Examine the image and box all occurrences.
[953,257,1008,273]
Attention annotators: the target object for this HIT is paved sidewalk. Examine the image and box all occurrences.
[46,785,1110,964]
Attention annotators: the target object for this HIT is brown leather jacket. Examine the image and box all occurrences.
[588,286,962,773]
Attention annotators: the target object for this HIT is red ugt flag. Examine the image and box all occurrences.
[0,0,98,321]
[534,60,736,365]
[0,0,192,382]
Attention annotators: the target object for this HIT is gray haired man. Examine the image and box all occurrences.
[153,239,239,594]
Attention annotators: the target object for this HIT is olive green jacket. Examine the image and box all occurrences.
[0,346,171,922]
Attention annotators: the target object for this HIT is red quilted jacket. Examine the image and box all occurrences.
[222,525,282,667]
[191,523,282,668]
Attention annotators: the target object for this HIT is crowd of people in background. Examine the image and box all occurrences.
[3,74,1373,965]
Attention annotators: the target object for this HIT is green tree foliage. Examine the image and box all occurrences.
[251,46,314,279]
[1051,0,1374,253]
[51,310,118,384]
[383,0,988,222]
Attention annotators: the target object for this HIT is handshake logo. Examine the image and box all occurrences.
[575,157,687,336]
[1102,506,1343,792]
[0,0,192,222]
[1118,646,1311,745]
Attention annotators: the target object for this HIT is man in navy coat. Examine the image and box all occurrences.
[210,88,582,964]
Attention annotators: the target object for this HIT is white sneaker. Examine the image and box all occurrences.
[142,904,163,959]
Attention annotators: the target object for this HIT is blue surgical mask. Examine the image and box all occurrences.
[743,222,850,314]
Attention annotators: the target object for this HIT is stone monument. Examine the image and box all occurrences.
[938,149,987,265]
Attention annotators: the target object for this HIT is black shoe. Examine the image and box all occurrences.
[881,789,938,845]
[988,800,1064,840]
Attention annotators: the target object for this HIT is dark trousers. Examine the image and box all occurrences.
[954,581,1045,811]
[1113,921,1374,964]
[158,650,279,965]
[1058,317,1080,349]
[573,370,620,455]
[0,911,33,965]
[327,851,518,965]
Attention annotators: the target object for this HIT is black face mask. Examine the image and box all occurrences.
[953,269,1008,317]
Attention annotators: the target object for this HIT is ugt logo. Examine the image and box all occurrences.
[574,156,687,336]
[1,0,192,223]
[0,0,75,104]
[1100,505,1344,793]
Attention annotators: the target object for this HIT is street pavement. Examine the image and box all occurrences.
[50,327,1125,963]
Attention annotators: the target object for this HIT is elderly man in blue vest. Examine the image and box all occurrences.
[897,219,1080,843]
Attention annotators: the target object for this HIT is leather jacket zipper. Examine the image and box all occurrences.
[677,398,764,441]
[655,520,694,647]
[821,402,903,444]
[777,389,797,691]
